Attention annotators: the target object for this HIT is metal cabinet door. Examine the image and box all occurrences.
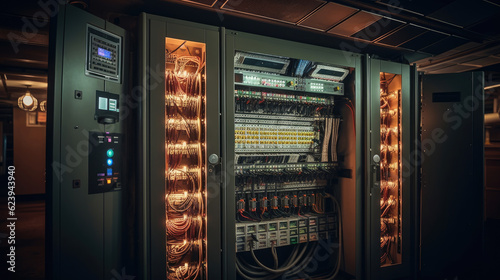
[420,72,484,278]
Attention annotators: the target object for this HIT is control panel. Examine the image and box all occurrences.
[88,132,122,194]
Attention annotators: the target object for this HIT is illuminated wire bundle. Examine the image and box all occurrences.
[379,74,401,265]
[165,40,206,280]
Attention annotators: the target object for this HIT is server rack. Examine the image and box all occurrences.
[223,30,364,279]
[139,14,222,280]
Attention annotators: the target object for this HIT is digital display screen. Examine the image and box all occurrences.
[98,97,108,110]
[97,47,112,59]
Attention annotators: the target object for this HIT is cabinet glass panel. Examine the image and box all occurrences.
[379,72,402,266]
[164,37,207,279]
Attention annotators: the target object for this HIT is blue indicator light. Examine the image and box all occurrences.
[107,168,113,176]
[107,159,113,166]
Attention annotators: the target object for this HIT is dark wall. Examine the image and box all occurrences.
[13,108,46,195]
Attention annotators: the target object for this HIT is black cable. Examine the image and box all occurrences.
[169,41,187,54]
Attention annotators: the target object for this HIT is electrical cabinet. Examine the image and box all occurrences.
[47,5,127,280]
[140,16,364,279]
[366,60,484,280]
[138,13,484,280]
[223,31,363,280]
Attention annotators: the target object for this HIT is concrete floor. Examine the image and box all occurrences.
[0,199,45,280]
[458,218,500,280]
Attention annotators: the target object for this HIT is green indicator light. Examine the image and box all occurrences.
[107,149,114,157]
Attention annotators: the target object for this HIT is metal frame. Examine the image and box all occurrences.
[139,13,222,280]
[223,29,363,279]
[367,58,416,280]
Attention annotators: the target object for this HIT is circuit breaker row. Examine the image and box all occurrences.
[235,94,334,117]
[235,181,327,193]
[235,162,336,173]
[235,123,317,150]
[235,90,333,105]
[235,191,331,219]
[236,214,338,252]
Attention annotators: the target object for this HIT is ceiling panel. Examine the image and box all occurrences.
[377,24,427,46]
[427,0,500,27]
[437,42,482,56]
[377,0,455,15]
[0,42,48,69]
[5,80,47,89]
[6,73,47,84]
[420,36,469,55]
[399,31,448,50]
[417,62,456,73]
[467,16,500,37]
[461,56,500,67]
[351,18,404,42]
[221,0,325,24]
[428,64,479,74]
[328,11,382,37]
[0,14,49,33]
[179,0,218,7]
[298,2,357,31]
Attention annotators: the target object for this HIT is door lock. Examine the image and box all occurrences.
[372,154,381,186]
[208,154,220,164]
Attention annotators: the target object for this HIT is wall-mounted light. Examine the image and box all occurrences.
[18,85,38,111]
[40,100,47,112]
